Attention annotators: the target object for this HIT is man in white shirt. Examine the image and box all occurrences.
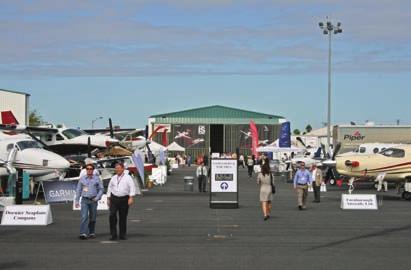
[196,162,208,192]
[107,163,136,241]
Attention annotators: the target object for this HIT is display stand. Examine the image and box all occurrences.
[209,159,239,209]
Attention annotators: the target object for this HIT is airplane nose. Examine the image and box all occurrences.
[21,149,70,170]
[46,152,70,170]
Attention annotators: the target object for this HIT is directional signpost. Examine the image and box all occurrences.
[210,159,239,209]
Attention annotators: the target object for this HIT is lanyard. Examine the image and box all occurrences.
[117,174,124,188]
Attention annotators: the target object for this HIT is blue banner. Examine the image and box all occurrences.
[43,180,78,203]
[279,122,291,148]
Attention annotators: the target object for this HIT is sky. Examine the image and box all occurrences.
[0,0,410,131]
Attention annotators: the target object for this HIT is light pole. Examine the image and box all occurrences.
[91,116,103,129]
[319,17,342,155]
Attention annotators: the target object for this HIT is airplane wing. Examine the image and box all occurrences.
[84,128,139,135]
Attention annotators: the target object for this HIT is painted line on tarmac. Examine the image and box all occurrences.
[100,241,119,244]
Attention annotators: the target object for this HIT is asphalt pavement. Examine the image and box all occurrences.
[1,166,411,270]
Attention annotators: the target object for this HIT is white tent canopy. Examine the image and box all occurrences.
[166,142,185,152]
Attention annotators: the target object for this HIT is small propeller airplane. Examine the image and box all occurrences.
[1,111,118,156]
[335,144,411,200]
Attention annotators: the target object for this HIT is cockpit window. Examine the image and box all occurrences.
[380,148,405,158]
[16,141,42,150]
[62,129,86,139]
[359,147,366,153]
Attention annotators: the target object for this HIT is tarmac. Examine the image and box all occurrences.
[1,167,411,270]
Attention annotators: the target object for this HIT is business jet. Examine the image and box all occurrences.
[0,132,70,179]
[335,145,411,200]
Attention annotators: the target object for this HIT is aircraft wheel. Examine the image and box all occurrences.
[402,192,411,200]
[374,183,379,189]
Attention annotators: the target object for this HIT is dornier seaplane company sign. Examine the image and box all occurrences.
[344,131,366,142]
[341,194,378,210]
[1,205,53,226]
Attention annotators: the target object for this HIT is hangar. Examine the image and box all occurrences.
[148,105,286,157]
[0,89,30,125]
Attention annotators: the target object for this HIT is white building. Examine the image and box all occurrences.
[0,89,30,125]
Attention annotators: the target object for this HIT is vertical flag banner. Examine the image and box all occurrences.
[249,121,259,157]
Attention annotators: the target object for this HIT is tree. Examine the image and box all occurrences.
[305,124,313,134]
[293,129,301,135]
[29,110,43,126]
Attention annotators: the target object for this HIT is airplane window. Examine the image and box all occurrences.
[6,144,14,152]
[16,141,41,150]
[56,134,65,141]
[381,148,405,158]
[373,148,379,154]
[41,134,53,142]
[360,147,366,153]
[62,129,86,139]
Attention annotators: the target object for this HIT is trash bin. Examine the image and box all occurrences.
[184,176,194,192]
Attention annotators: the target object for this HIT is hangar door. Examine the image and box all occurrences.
[210,124,224,154]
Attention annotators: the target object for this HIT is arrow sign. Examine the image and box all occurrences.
[220,182,229,190]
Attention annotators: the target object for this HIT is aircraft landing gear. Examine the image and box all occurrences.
[348,177,355,194]
[402,178,411,200]
[401,192,411,201]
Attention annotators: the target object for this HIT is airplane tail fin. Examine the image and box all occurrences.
[279,122,291,148]
[1,111,19,125]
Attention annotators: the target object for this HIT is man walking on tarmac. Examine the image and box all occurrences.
[107,163,136,241]
[293,162,312,210]
[311,163,323,203]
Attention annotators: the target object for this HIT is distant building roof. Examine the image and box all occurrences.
[0,89,30,96]
[150,105,285,125]
[305,126,333,137]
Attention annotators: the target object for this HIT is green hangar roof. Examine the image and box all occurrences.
[150,105,285,125]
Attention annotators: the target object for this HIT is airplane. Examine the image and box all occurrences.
[0,111,119,156]
[0,131,70,179]
[240,130,251,139]
[187,138,205,148]
[175,130,191,140]
[335,144,411,200]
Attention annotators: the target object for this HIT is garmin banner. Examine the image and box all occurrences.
[43,180,78,203]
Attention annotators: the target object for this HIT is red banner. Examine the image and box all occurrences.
[162,129,168,146]
[249,120,259,157]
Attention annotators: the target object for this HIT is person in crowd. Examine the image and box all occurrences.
[79,158,100,179]
[239,154,245,168]
[293,162,312,210]
[107,163,137,241]
[247,155,255,178]
[257,159,273,221]
[75,163,104,240]
[196,162,208,192]
[187,155,192,167]
[310,163,323,203]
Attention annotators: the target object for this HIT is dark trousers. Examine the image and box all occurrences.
[313,183,321,202]
[247,166,253,177]
[198,175,206,192]
[109,195,129,238]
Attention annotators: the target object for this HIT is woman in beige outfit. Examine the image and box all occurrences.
[257,160,273,221]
